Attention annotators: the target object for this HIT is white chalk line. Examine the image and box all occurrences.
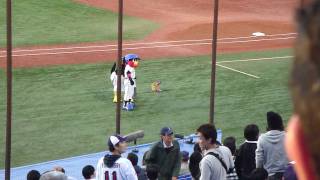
[0,32,296,54]
[0,36,295,58]
[216,55,293,78]
[217,64,260,79]
[217,55,293,63]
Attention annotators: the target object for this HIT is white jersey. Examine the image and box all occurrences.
[124,65,136,79]
[96,156,138,180]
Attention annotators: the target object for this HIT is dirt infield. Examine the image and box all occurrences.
[0,0,298,68]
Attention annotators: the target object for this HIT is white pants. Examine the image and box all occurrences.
[110,72,124,92]
[124,79,134,101]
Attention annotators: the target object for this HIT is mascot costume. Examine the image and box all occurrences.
[123,54,140,111]
[110,58,125,103]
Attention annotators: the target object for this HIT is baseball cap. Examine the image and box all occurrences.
[160,127,173,136]
[124,54,140,62]
[108,135,127,148]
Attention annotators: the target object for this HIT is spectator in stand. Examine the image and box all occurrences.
[196,123,234,180]
[224,136,239,180]
[146,164,159,180]
[82,165,96,180]
[142,150,149,166]
[180,151,190,175]
[249,168,268,180]
[235,124,259,180]
[40,171,68,180]
[189,151,202,180]
[145,127,181,180]
[127,152,148,180]
[27,170,41,180]
[53,166,76,180]
[96,135,138,180]
[256,112,288,180]
[286,1,320,179]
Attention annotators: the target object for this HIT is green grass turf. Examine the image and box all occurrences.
[0,48,293,168]
[0,0,159,47]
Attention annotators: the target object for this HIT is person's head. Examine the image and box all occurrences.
[181,151,189,162]
[146,164,159,180]
[244,124,259,141]
[286,1,320,179]
[266,111,284,131]
[27,170,41,180]
[249,168,268,180]
[82,165,95,180]
[160,127,174,146]
[108,135,128,154]
[142,150,149,166]
[39,171,68,180]
[127,152,139,166]
[189,151,202,180]
[223,136,236,155]
[196,124,217,150]
[52,167,65,174]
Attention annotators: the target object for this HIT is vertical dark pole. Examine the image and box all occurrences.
[209,0,219,125]
[116,0,123,134]
[5,0,13,179]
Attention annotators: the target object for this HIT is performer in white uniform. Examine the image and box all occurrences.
[110,60,125,103]
[96,135,138,180]
[123,54,140,111]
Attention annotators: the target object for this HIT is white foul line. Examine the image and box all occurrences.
[217,64,260,79]
[217,56,293,64]
[0,32,296,54]
[0,36,295,58]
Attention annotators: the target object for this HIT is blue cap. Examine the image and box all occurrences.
[124,54,140,62]
[160,127,173,136]
[108,135,127,147]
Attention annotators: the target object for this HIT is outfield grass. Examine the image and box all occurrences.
[0,49,293,168]
[0,0,159,46]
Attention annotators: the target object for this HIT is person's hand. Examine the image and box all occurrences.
[172,177,177,180]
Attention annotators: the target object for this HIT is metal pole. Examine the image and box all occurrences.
[5,0,13,178]
[116,0,123,134]
[209,0,219,125]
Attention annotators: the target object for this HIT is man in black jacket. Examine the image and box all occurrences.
[145,127,181,180]
[235,124,259,180]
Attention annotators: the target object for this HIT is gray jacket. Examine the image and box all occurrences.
[256,130,289,176]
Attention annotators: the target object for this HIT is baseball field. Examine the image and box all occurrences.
[0,0,298,169]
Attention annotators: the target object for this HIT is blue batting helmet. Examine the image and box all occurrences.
[124,54,140,63]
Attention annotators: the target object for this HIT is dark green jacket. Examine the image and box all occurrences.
[145,140,181,180]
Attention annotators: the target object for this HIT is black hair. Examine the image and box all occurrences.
[142,150,149,166]
[244,124,260,141]
[267,111,284,131]
[109,142,120,152]
[146,164,159,180]
[61,168,65,174]
[27,170,41,180]
[249,168,268,180]
[196,124,217,144]
[193,143,202,153]
[82,165,95,179]
[189,151,202,180]
[223,136,236,155]
[127,153,138,166]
